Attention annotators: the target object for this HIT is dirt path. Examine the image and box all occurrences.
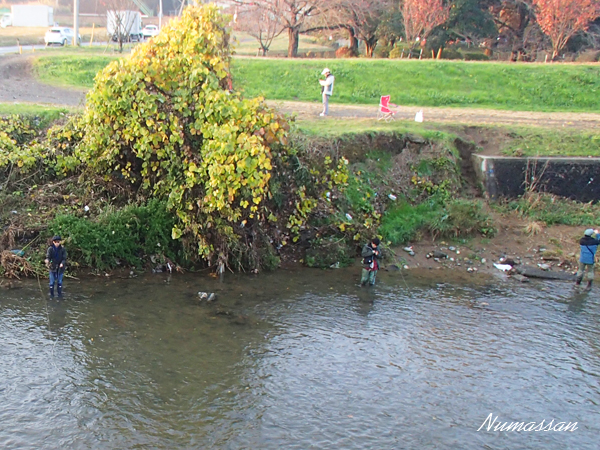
[267,100,600,130]
[0,54,86,106]
[2,53,600,130]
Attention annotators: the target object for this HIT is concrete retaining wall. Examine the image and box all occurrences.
[472,155,600,202]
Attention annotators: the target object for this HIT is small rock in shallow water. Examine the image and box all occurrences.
[198,292,217,302]
[512,274,529,283]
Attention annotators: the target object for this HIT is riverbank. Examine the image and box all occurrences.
[2,114,594,282]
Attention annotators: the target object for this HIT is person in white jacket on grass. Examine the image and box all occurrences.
[319,68,334,116]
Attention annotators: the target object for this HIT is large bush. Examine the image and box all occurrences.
[49,5,348,272]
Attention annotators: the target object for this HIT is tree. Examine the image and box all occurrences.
[234,3,284,55]
[333,0,397,57]
[401,0,451,46]
[446,0,497,44]
[533,0,600,59]
[237,0,332,57]
[102,0,144,52]
[70,5,290,270]
[489,0,544,61]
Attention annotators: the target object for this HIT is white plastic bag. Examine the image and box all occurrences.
[414,110,423,122]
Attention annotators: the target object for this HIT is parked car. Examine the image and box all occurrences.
[142,24,159,39]
[44,27,81,46]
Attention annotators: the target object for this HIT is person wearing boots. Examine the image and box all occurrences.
[361,237,382,286]
[45,235,67,297]
[576,228,600,290]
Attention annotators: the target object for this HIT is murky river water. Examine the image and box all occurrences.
[1,268,599,449]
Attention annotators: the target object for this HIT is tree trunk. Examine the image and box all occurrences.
[348,27,359,54]
[287,27,299,58]
[364,37,377,57]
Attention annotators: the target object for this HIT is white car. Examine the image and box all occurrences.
[142,24,159,39]
[44,27,81,46]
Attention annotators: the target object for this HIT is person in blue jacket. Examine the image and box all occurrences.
[45,235,67,297]
[576,228,600,290]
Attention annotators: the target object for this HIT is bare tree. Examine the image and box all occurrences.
[333,0,397,57]
[237,0,332,57]
[103,0,141,53]
[234,3,284,55]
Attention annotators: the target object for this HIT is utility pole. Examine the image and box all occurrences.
[159,0,163,30]
[73,0,80,46]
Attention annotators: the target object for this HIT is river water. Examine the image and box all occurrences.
[1,268,599,449]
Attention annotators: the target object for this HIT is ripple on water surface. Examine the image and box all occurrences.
[0,270,599,449]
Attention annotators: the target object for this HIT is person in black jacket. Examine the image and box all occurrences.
[360,237,382,286]
[576,228,600,290]
[45,235,67,297]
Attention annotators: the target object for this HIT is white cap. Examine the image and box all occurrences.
[584,228,595,236]
[321,68,330,75]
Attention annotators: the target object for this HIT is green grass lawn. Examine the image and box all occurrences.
[33,53,118,88]
[32,53,600,112]
[233,59,600,112]
[297,119,600,157]
[296,117,456,142]
[0,103,75,121]
[502,127,600,157]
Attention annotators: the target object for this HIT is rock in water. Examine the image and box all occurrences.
[511,274,529,283]
[198,292,217,302]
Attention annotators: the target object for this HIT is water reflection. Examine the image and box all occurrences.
[1,269,599,449]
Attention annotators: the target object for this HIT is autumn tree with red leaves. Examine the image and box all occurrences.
[401,0,451,46]
[533,0,600,59]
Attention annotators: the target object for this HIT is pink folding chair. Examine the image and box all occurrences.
[377,95,398,122]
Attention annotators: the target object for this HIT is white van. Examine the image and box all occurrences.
[0,13,12,28]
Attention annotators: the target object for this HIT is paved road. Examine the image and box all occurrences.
[0,41,107,56]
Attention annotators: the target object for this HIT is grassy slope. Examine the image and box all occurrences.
[32,53,600,112]
[33,53,117,88]
[233,59,600,112]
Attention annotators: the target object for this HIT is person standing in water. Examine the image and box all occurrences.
[45,235,67,297]
[576,228,600,290]
[361,237,382,286]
